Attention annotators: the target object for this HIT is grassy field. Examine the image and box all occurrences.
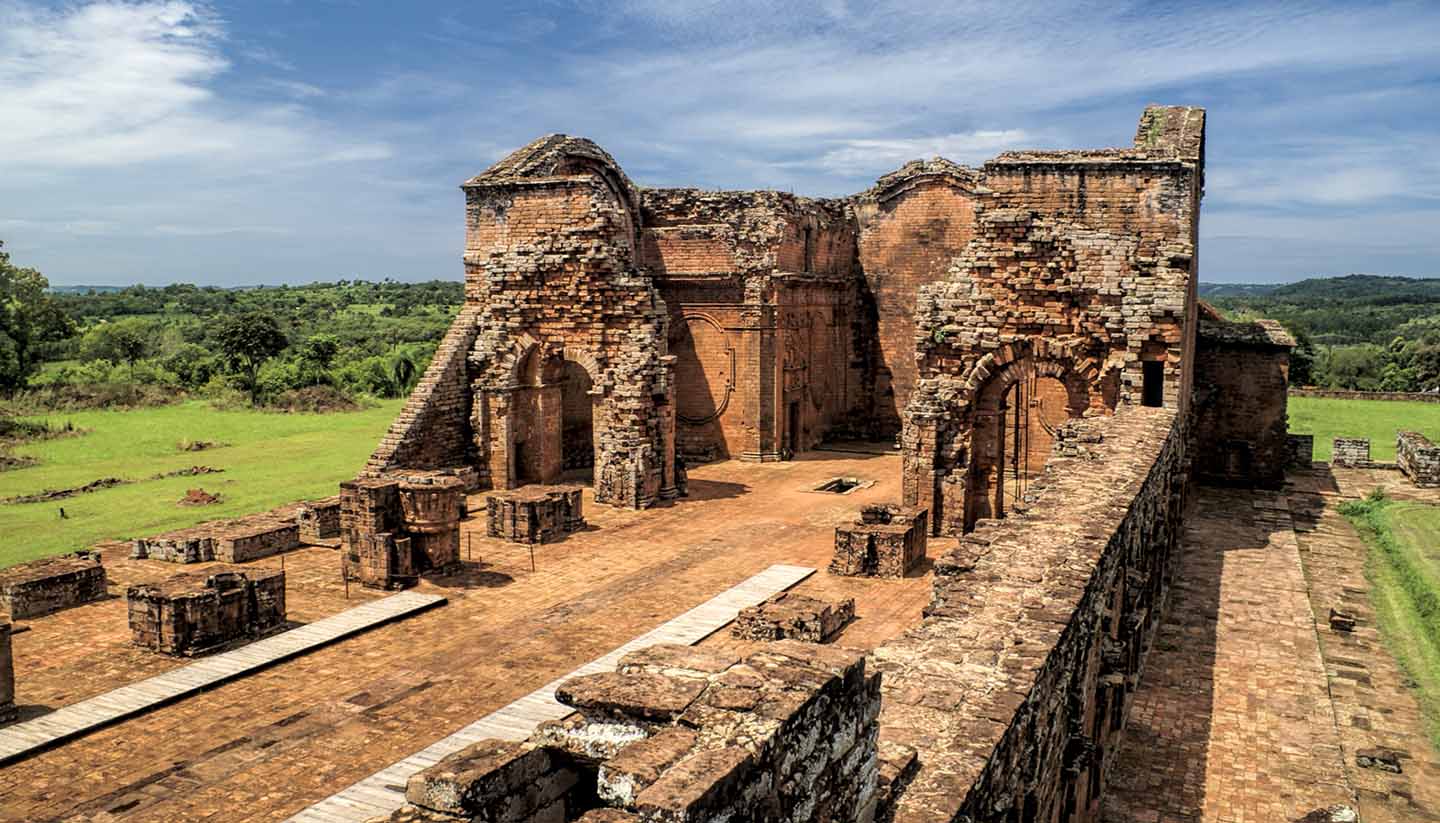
[1289,395,1440,461]
[1340,493,1440,749]
[0,399,403,568]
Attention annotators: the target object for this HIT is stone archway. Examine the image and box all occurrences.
[558,360,596,482]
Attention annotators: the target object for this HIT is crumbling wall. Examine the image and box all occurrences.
[465,136,677,507]
[901,106,1204,535]
[375,641,882,823]
[1397,431,1440,487]
[1193,316,1294,487]
[1333,438,1373,467]
[875,407,1188,823]
[642,189,866,461]
[0,552,107,619]
[126,569,286,656]
[0,617,14,724]
[852,161,980,437]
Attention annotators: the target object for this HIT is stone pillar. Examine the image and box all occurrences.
[397,476,464,572]
[0,617,15,724]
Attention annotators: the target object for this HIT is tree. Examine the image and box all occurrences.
[1287,326,1318,387]
[0,241,73,394]
[80,318,152,379]
[214,311,288,404]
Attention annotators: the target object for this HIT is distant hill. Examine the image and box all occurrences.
[1205,274,1440,347]
[47,285,128,295]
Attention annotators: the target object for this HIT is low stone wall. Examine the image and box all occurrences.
[126,569,286,656]
[1292,388,1440,403]
[132,513,300,564]
[297,496,342,542]
[731,592,854,643]
[371,641,882,823]
[1288,434,1314,466]
[1397,431,1440,487]
[1,617,14,724]
[873,407,1188,822]
[0,552,108,619]
[1333,437,1372,468]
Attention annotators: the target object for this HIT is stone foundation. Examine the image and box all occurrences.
[1288,434,1315,467]
[1396,431,1440,487]
[372,641,881,823]
[0,552,108,619]
[341,471,466,589]
[297,496,342,542]
[831,504,927,578]
[126,569,286,656]
[731,591,854,643]
[0,617,14,724]
[484,485,586,545]
[132,514,300,564]
[1332,437,1372,467]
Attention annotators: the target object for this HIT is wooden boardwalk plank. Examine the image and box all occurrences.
[0,592,446,766]
[286,564,813,823]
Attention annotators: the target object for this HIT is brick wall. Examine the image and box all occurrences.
[1397,431,1440,487]
[1193,337,1291,487]
[876,407,1189,823]
[1333,437,1372,467]
[854,168,980,435]
[126,569,286,656]
[0,618,14,724]
[0,553,108,619]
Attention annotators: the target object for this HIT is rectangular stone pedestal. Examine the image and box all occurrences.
[132,516,300,564]
[485,486,585,544]
[298,496,342,541]
[831,504,927,578]
[0,552,107,619]
[0,618,14,724]
[731,592,855,643]
[127,569,286,656]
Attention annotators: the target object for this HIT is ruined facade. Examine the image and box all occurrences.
[360,107,1217,535]
[1192,307,1294,487]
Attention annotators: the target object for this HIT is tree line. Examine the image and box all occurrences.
[1,240,461,409]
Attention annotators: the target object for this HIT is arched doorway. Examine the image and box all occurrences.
[560,360,595,482]
[967,367,1081,530]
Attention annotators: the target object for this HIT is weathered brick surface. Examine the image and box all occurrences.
[1333,437,1372,467]
[340,471,466,589]
[0,552,107,619]
[1193,314,1294,487]
[1289,433,1315,466]
[126,569,286,656]
[900,106,1205,535]
[485,485,585,544]
[1396,431,1440,487]
[875,407,1188,823]
[831,503,928,577]
[132,512,300,564]
[296,495,342,542]
[730,591,854,643]
[0,618,14,724]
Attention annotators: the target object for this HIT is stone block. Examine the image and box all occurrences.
[831,504,927,578]
[1332,437,1371,467]
[404,739,578,820]
[0,551,107,619]
[126,569,286,656]
[1397,431,1440,487]
[485,485,585,545]
[297,495,342,541]
[731,592,854,643]
[555,672,707,722]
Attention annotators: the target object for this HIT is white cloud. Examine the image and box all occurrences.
[0,1,386,171]
[816,130,1030,175]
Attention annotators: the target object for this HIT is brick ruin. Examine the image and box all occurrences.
[373,641,883,823]
[356,106,1239,533]
[126,569,286,656]
[1192,306,1295,486]
[0,617,13,724]
[0,551,108,619]
[1397,431,1440,487]
[340,471,467,589]
[832,503,928,578]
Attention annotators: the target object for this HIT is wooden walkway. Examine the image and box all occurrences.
[287,564,815,823]
[0,591,447,765]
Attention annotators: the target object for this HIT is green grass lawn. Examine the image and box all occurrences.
[1289,396,1440,461]
[1340,494,1440,750]
[0,399,403,567]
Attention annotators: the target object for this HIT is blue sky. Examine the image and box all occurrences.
[2,0,1438,286]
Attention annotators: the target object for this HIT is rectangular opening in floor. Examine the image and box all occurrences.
[816,477,863,494]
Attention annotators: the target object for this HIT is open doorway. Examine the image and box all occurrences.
[967,371,1076,530]
[560,360,595,483]
[786,400,801,457]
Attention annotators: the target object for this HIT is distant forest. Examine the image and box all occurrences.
[13,279,463,411]
[1204,274,1440,392]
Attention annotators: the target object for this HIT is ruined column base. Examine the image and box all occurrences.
[485,486,586,544]
[831,504,928,578]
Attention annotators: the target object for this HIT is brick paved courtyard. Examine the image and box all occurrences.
[0,449,930,822]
